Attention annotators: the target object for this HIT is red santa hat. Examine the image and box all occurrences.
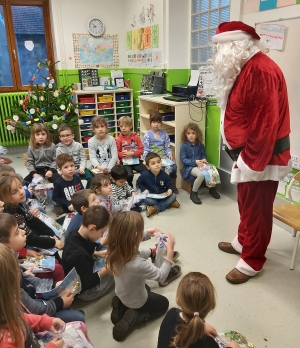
[212,21,260,43]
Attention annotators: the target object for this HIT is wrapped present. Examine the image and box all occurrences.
[198,163,221,188]
[215,331,254,348]
[21,256,55,273]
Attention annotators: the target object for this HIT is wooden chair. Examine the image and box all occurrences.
[23,148,90,166]
[273,171,300,270]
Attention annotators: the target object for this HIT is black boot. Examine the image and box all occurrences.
[170,177,179,194]
[209,187,220,199]
[113,309,149,341]
[190,191,202,204]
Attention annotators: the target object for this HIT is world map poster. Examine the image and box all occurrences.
[72,34,119,68]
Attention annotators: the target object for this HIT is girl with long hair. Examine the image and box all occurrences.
[157,272,240,348]
[24,124,60,184]
[0,243,64,348]
[106,211,181,342]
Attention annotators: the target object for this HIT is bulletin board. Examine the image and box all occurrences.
[255,17,300,161]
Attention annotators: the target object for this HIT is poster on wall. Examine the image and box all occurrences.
[132,30,138,50]
[137,28,144,50]
[152,51,162,67]
[126,31,132,50]
[259,23,285,50]
[72,34,119,68]
[243,0,300,14]
[151,24,159,48]
[144,27,151,48]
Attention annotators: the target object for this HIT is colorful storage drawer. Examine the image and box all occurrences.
[80,124,91,130]
[169,135,175,143]
[117,113,131,119]
[117,107,131,113]
[82,143,89,148]
[161,112,175,121]
[98,108,114,115]
[104,115,114,121]
[116,101,130,107]
[80,103,96,109]
[116,94,130,101]
[79,110,95,116]
[108,127,115,133]
[98,95,113,102]
[81,116,93,123]
[82,136,92,142]
[78,95,95,103]
[107,121,115,127]
[81,131,93,137]
[98,102,113,109]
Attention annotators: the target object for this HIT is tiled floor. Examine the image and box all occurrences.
[4,150,300,347]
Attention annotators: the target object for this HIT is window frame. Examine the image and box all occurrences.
[190,0,230,69]
[0,0,55,92]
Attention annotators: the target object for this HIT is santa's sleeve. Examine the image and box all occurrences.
[236,69,280,181]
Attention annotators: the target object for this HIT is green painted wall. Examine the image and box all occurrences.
[205,102,221,167]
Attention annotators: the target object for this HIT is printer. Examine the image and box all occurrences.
[171,70,199,97]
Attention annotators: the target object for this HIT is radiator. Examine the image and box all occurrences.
[0,92,27,147]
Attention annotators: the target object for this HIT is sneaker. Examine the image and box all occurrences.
[113,309,139,341]
[111,296,124,325]
[209,187,220,199]
[159,265,182,287]
[173,251,180,261]
[146,206,158,217]
[168,200,180,209]
[139,203,147,212]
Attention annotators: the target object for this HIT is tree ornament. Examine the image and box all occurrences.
[40,96,44,101]
[78,119,84,125]
[53,91,59,97]
[20,100,24,105]
[60,105,66,110]
[30,108,35,114]
[13,115,19,121]
[52,124,58,129]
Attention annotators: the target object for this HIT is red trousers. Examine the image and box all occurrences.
[234,180,278,274]
[36,260,65,282]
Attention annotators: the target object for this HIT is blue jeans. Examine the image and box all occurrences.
[54,309,85,323]
[144,193,176,212]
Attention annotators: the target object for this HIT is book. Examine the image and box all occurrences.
[21,256,55,273]
[122,157,140,165]
[215,331,254,348]
[38,212,63,239]
[90,167,103,175]
[147,192,169,199]
[36,267,82,300]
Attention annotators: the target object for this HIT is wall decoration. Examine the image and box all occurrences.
[139,7,146,24]
[243,0,300,14]
[131,15,136,27]
[147,4,155,23]
[143,27,151,49]
[152,51,162,67]
[72,34,119,68]
[137,28,144,50]
[126,31,132,51]
[259,23,285,50]
[151,24,159,48]
[132,29,138,50]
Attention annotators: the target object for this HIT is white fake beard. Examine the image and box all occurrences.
[209,39,263,109]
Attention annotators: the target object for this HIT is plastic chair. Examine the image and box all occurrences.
[273,171,300,270]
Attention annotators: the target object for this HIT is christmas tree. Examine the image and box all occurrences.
[5,60,79,142]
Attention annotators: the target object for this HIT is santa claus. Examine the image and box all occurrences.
[211,21,292,284]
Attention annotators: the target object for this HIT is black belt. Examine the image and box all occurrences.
[225,135,290,161]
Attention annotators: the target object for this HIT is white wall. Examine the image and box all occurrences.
[50,0,127,69]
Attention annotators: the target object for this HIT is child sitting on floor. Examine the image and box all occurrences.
[90,174,113,213]
[142,111,178,193]
[0,243,65,348]
[0,213,85,324]
[107,211,181,341]
[137,152,180,218]
[65,189,99,240]
[56,124,93,188]
[62,205,114,302]
[52,154,84,213]
[115,116,146,187]
[180,123,220,204]
[157,272,240,348]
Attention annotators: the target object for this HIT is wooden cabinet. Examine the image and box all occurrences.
[74,89,133,147]
[138,95,206,188]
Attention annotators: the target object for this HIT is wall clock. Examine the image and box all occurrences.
[87,18,105,37]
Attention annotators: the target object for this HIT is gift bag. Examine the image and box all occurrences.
[198,163,221,187]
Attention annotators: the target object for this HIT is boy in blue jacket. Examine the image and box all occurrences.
[137,152,180,217]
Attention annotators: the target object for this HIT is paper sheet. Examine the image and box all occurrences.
[188,70,200,86]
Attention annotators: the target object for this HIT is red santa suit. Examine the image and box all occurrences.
[213,22,292,276]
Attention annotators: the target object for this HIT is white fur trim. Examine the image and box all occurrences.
[231,157,292,184]
[212,30,252,43]
[231,235,243,253]
[236,258,259,276]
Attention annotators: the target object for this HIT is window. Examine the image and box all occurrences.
[191,0,230,69]
[0,0,55,92]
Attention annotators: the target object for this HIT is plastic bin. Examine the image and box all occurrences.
[81,130,93,137]
[80,124,91,130]
[80,103,96,109]
[98,108,114,115]
[79,110,95,116]
[81,116,93,123]
[78,95,95,103]
[107,121,115,127]
[116,93,130,101]
[161,112,175,121]
[116,101,130,107]
[169,135,175,143]
[82,143,89,148]
[98,102,113,109]
[98,95,113,102]
[117,107,131,113]
[104,115,115,121]
[108,127,115,133]
[117,113,131,119]
[82,136,92,142]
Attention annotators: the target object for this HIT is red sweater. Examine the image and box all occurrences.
[115,132,144,162]
[0,313,56,348]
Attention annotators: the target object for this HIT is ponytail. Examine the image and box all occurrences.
[170,272,216,348]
